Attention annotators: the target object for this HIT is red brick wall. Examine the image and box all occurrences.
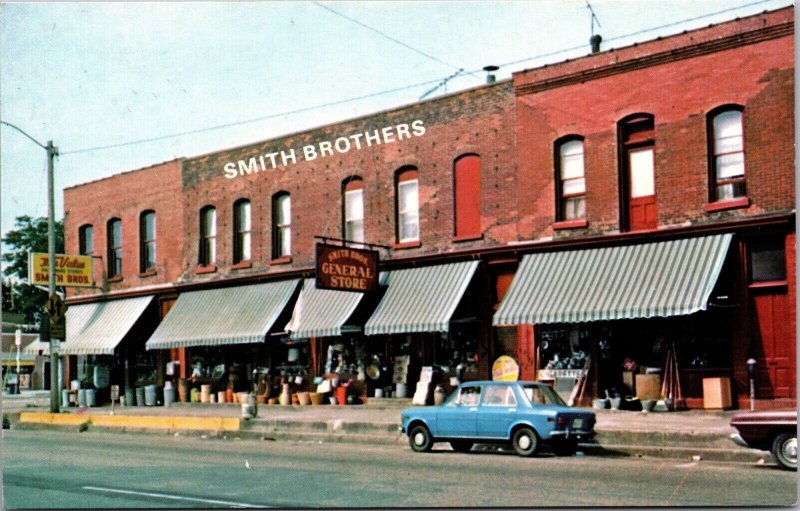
[179,81,518,280]
[63,160,184,297]
[513,8,794,241]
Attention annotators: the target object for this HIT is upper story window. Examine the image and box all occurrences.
[273,192,291,258]
[555,138,586,221]
[199,206,217,266]
[396,168,419,243]
[139,210,156,273]
[709,106,745,202]
[619,113,656,232]
[343,178,364,244]
[107,218,122,278]
[79,224,93,256]
[233,199,251,264]
[453,154,481,239]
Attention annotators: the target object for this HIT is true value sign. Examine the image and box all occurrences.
[315,244,378,293]
[29,253,93,288]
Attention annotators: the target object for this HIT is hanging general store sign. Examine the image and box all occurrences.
[316,244,378,293]
[29,253,93,288]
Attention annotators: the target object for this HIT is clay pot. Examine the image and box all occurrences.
[309,392,324,405]
[268,398,278,405]
[178,380,189,403]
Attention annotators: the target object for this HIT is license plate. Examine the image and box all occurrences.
[572,418,583,429]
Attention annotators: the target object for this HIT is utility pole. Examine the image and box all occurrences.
[46,140,59,412]
[0,121,60,412]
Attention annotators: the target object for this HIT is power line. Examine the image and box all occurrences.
[468,0,782,73]
[57,0,784,157]
[602,0,779,44]
[60,76,451,156]
[313,1,476,79]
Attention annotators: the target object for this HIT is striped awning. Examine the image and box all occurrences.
[493,234,732,326]
[364,261,479,336]
[284,279,368,340]
[61,296,155,355]
[145,280,299,350]
[23,338,50,355]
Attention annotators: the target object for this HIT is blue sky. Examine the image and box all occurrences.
[0,0,793,245]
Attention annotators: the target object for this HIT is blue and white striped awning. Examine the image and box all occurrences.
[364,261,479,335]
[284,279,368,340]
[145,280,299,350]
[493,234,732,326]
[61,295,155,355]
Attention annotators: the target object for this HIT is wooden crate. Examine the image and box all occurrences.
[635,374,661,400]
[702,377,732,410]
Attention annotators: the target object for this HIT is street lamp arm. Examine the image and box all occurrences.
[0,120,49,152]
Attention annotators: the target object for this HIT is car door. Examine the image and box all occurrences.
[476,384,518,439]
[437,384,481,438]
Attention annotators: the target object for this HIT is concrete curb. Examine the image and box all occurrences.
[17,411,240,431]
[7,409,774,466]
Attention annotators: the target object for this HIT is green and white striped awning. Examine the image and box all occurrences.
[145,280,299,350]
[284,279,367,340]
[23,337,49,355]
[364,261,479,336]
[61,295,155,355]
[493,234,732,326]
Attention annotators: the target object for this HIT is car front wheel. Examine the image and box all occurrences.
[772,432,797,470]
[409,424,433,453]
[512,427,539,457]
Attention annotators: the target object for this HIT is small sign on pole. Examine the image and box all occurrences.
[110,384,119,415]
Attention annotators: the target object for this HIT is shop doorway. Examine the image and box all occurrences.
[751,290,794,398]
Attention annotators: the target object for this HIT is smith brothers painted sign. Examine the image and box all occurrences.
[316,244,378,293]
[29,253,93,288]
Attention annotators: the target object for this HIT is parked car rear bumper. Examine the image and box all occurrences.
[549,430,595,441]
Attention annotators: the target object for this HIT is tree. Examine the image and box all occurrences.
[2,215,64,323]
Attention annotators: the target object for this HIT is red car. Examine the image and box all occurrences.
[730,409,797,470]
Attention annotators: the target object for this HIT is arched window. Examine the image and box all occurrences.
[709,106,745,202]
[107,218,122,278]
[233,199,251,264]
[453,154,481,239]
[555,139,585,221]
[396,168,419,243]
[272,192,291,258]
[139,210,156,272]
[199,206,217,266]
[343,178,364,243]
[79,224,93,256]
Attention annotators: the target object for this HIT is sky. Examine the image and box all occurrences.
[0,0,794,249]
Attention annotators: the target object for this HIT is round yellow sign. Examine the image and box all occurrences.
[492,355,520,381]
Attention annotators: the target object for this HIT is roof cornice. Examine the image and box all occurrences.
[516,20,793,97]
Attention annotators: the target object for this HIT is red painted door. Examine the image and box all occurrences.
[628,147,656,231]
[752,290,794,398]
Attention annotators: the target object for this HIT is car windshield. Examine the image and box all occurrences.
[522,384,567,406]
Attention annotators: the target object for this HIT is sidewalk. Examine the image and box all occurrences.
[4,392,772,466]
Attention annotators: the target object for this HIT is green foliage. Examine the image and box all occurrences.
[2,215,64,280]
[2,215,64,323]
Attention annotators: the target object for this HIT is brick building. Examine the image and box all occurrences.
[61,7,794,409]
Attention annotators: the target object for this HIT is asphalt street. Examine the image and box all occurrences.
[3,429,796,508]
